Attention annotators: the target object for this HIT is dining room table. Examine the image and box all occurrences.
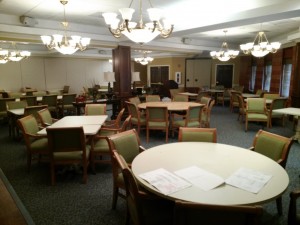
[37,115,108,136]
[132,142,289,206]
[138,101,204,111]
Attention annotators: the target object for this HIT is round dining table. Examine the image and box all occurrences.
[138,101,204,111]
[132,142,289,206]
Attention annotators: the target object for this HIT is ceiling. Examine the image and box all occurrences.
[1,0,300,60]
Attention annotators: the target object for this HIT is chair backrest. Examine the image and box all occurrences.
[37,108,55,126]
[17,115,40,139]
[247,98,266,113]
[20,96,37,106]
[63,85,70,94]
[24,105,48,123]
[111,108,125,128]
[84,104,107,115]
[128,96,141,105]
[252,129,293,168]
[174,200,263,225]
[270,98,288,111]
[145,95,160,102]
[178,127,217,143]
[61,94,76,105]
[237,94,246,111]
[263,93,280,100]
[0,98,15,112]
[185,105,203,125]
[169,89,180,99]
[32,91,47,97]
[7,100,28,110]
[107,129,141,164]
[146,106,168,125]
[126,101,140,119]
[8,92,22,98]
[200,96,211,106]
[173,94,189,102]
[42,95,58,107]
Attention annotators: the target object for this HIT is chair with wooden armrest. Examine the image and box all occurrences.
[245,98,269,131]
[128,96,141,105]
[237,94,246,122]
[107,129,146,209]
[20,96,37,106]
[249,129,293,215]
[58,93,77,117]
[178,127,217,143]
[172,94,188,102]
[37,108,58,127]
[41,94,58,118]
[102,108,125,129]
[24,105,48,127]
[268,98,288,128]
[84,103,107,115]
[145,95,160,102]
[126,101,146,133]
[201,99,215,128]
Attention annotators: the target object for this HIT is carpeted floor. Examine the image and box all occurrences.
[0,105,299,225]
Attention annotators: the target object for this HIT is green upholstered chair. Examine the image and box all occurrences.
[169,89,180,99]
[6,100,28,110]
[107,129,146,209]
[230,91,241,112]
[263,93,280,100]
[174,200,263,225]
[24,105,48,126]
[201,99,215,128]
[42,95,58,118]
[84,104,107,115]
[216,91,225,106]
[178,127,217,143]
[20,96,37,106]
[128,96,141,105]
[8,92,22,98]
[199,96,211,106]
[58,93,77,117]
[102,108,125,129]
[237,94,246,122]
[126,101,146,133]
[32,91,47,97]
[0,98,15,122]
[46,126,91,185]
[113,150,173,225]
[37,108,58,127]
[245,98,269,131]
[171,105,203,137]
[145,95,160,102]
[288,189,300,225]
[7,100,28,138]
[146,106,169,143]
[172,94,188,102]
[17,115,49,171]
[268,98,288,127]
[90,115,131,173]
[250,129,293,215]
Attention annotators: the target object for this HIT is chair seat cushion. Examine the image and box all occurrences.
[247,113,268,120]
[54,145,90,160]
[148,121,168,127]
[93,139,110,152]
[30,137,48,152]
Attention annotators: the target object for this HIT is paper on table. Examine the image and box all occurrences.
[225,167,272,194]
[139,168,192,195]
[174,166,224,191]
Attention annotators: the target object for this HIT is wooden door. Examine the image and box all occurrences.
[216,64,233,88]
[150,66,169,84]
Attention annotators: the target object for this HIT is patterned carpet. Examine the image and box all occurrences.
[0,104,299,225]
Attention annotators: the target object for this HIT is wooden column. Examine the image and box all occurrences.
[112,45,132,110]
[291,43,300,107]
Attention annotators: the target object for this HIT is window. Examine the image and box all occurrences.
[281,64,292,97]
[249,65,256,92]
[262,65,272,92]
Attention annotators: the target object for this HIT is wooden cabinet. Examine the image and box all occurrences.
[185,59,212,88]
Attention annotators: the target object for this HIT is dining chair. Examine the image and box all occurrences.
[90,115,131,173]
[7,100,28,138]
[0,97,15,122]
[20,96,37,106]
[128,96,141,105]
[288,189,300,225]
[17,115,49,171]
[145,95,160,102]
[107,129,146,209]
[178,127,217,143]
[172,94,188,102]
[250,129,293,215]
[8,92,22,98]
[32,91,47,97]
[84,104,107,115]
[114,150,174,225]
[62,85,70,94]
[126,101,146,133]
[268,98,288,127]
[102,108,125,129]
[237,94,246,122]
[46,126,91,185]
[201,99,215,128]
[171,105,203,137]
[169,89,180,99]
[230,91,241,112]
[37,108,58,127]
[6,100,28,110]
[145,106,169,143]
[24,105,48,127]
[245,98,269,131]
[41,94,58,118]
[58,93,77,117]
[216,91,225,106]
[173,200,263,225]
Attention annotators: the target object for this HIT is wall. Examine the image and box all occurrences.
[0,56,112,95]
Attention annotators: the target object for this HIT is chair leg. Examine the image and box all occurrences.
[112,186,119,210]
[276,196,283,215]
[27,153,32,172]
[51,163,55,186]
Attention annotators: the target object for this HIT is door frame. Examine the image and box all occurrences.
[214,64,234,88]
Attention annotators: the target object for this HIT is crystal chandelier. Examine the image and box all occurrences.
[240,31,281,58]
[102,0,174,45]
[0,42,31,64]
[134,51,153,65]
[210,30,239,62]
[41,0,90,55]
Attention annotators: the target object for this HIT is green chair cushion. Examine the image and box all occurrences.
[54,146,90,160]
[255,134,285,161]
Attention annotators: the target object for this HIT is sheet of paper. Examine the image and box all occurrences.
[139,168,192,195]
[174,166,224,191]
[225,167,272,194]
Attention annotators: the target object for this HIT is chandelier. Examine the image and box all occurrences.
[41,0,90,55]
[0,42,31,64]
[134,51,153,65]
[102,0,174,45]
[210,30,239,62]
[240,31,281,58]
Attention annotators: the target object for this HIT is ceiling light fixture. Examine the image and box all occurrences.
[102,0,174,45]
[210,30,239,62]
[134,51,153,65]
[41,0,91,55]
[240,31,281,58]
[0,42,31,64]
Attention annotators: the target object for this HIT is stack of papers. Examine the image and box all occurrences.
[139,166,272,195]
